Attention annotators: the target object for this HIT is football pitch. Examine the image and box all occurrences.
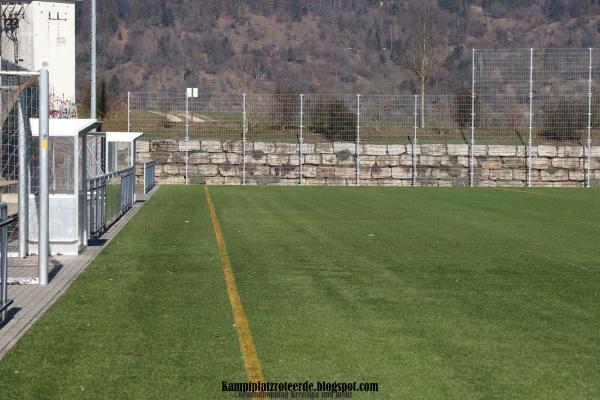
[1,186,599,399]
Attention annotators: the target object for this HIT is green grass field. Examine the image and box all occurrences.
[1,186,599,399]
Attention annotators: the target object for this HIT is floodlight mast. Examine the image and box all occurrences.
[90,0,96,119]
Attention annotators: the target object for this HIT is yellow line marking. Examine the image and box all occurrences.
[204,185,265,384]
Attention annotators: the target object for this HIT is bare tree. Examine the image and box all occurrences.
[405,1,440,127]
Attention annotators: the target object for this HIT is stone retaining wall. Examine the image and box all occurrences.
[135,139,600,187]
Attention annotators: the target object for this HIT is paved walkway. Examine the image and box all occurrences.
[0,187,157,359]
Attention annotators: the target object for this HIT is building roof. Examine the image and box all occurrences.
[29,118,98,137]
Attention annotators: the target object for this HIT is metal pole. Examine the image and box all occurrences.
[299,94,304,185]
[17,98,29,258]
[527,48,534,188]
[90,0,97,120]
[587,48,593,188]
[242,93,247,186]
[127,92,131,133]
[185,92,189,185]
[413,95,418,187]
[39,69,49,285]
[470,48,476,188]
[356,94,361,186]
[1,203,8,322]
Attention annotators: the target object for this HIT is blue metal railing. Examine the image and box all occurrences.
[143,161,156,194]
[88,166,135,241]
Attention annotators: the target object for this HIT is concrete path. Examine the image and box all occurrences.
[0,186,157,359]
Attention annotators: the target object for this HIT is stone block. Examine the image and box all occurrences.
[406,144,421,156]
[419,156,438,166]
[267,154,289,166]
[223,177,242,185]
[378,179,401,187]
[488,169,513,181]
[253,142,276,154]
[336,167,356,179]
[302,165,318,178]
[512,169,527,181]
[387,144,406,155]
[333,142,355,153]
[541,169,569,182]
[151,140,178,152]
[569,171,585,181]
[322,154,337,165]
[447,144,469,156]
[152,151,172,163]
[227,153,241,165]
[179,140,201,151]
[276,142,299,154]
[530,157,551,169]
[303,154,321,165]
[399,155,413,166]
[371,166,392,179]
[317,166,336,178]
[584,146,600,157]
[247,150,267,164]
[421,144,447,156]
[304,178,327,186]
[551,158,580,169]
[479,157,502,170]
[557,146,584,158]
[223,140,243,153]
[246,165,271,176]
[301,143,315,153]
[201,140,222,152]
[537,145,557,157]
[364,144,387,156]
[188,152,209,165]
[194,165,219,177]
[203,177,225,185]
[473,145,487,156]
[496,180,524,187]
[488,145,517,157]
[210,153,228,164]
[219,163,240,177]
[272,164,299,179]
[374,155,400,167]
[503,157,525,168]
[392,167,412,179]
[316,143,334,153]
[137,141,150,152]
[360,155,377,167]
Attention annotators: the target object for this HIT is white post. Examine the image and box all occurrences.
[470,48,476,188]
[242,93,247,185]
[127,92,131,133]
[587,48,593,188]
[527,48,534,188]
[17,98,28,258]
[185,90,189,185]
[39,69,49,285]
[356,94,361,186]
[299,94,304,185]
[413,95,418,187]
[90,0,97,120]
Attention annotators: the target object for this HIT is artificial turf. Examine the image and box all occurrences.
[1,186,599,399]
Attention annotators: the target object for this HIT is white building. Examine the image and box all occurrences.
[1,1,77,115]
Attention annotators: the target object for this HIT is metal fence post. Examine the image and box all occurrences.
[1,203,10,322]
[356,94,361,186]
[470,48,476,188]
[299,94,304,185]
[39,69,49,285]
[527,48,534,188]
[17,98,29,258]
[127,92,131,133]
[185,91,190,185]
[242,93,247,186]
[412,95,418,187]
[587,48,593,188]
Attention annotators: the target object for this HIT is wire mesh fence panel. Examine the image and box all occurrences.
[188,93,243,141]
[129,92,186,140]
[360,95,414,144]
[0,59,38,250]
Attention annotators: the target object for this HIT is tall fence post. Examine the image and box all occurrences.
[127,92,131,133]
[299,94,304,185]
[1,203,10,322]
[17,98,29,258]
[185,90,190,185]
[39,68,49,285]
[587,48,593,188]
[412,95,418,187]
[470,48,476,188]
[356,94,361,186]
[242,93,247,186]
[527,48,534,188]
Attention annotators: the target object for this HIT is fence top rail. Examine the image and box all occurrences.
[89,166,135,182]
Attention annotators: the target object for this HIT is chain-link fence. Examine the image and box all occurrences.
[0,59,38,251]
[129,48,600,187]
